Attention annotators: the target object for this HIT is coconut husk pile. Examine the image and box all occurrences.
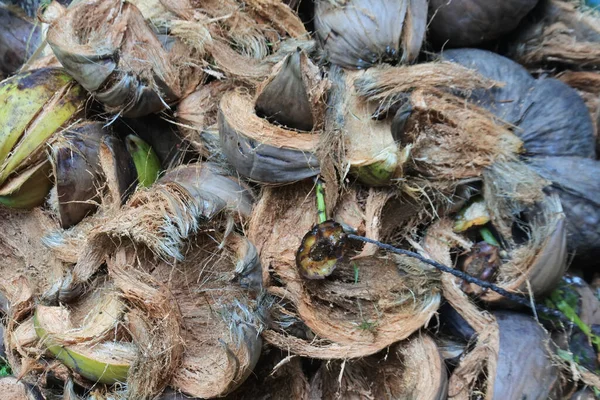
[0,0,599,399]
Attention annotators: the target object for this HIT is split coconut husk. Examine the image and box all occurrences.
[508,0,600,69]
[250,181,441,359]
[422,221,561,399]
[314,0,428,69]
[427,0,539,47]
[308,334,447,399]
[441,48,596,159]
[0,5,41,76]
[46,0,186,117]
[139,0,308,82]
[329,62,524,193]
[218,51,327,184]
[441,48,600,264]
[44,161,254,299]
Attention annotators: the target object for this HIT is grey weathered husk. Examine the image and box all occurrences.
[314,0,428,69]
[308,335,447,400]
[219,90,320,184]
[441,48,596,158]
[528,156,600,264]
[255,50,323,132]
[508,0,600,69]
[428,0,539,47]
[0,5,41,77]
[492,311,561,399]
[47,0,182,117]
[50,122,106,229]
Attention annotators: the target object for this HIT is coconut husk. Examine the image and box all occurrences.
[218,89,321,184]
[175,80,232,157]
[151,0,307,82]
[314,0,428,69]
[250,182,441,359]
[0,376,44,400]
[508,0,600,69]
[441,48,596,159]
[46,0,184,117]
[528,156,600,266]
[222,350,310,400]
[124,232,265,398]
[558,71,600,153]
[43,162,254,305]
[428,0,538,47]
[308,334,447,400]
[49,122,106,229]
[0,5,42,76]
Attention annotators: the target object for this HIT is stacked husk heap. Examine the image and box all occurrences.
[0,0,600,399]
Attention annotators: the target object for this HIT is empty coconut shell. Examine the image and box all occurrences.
[428,0,539,47]
[314,0,428,69]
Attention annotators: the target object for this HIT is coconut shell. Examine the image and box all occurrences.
[314,0,428,69]
[0,5,41,76]
[219,89,320,184]
[47,0,181,117]
[528,156,600,265]
[441,48,596,159]
[428,0,539,47]
[308,334,447,400]
[508,0,600,69]
[249,182,441,359]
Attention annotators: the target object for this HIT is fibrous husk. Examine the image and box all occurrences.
[222,350,310,400]
[44,162,254,298]
[46,0,184,117]
[146,0,307,82]
[428,0,539,47]
[422,222,561,399]
[528,156,600,265]
[308,334,447,400]
[114,232,265,399]
[557,70,600,154]
[0,376,44,400]
[441,48,596,159]
[250,182,441,359]
[336,61,524,190]
[314,0,428,69]
[219,89,321,184]
[508,0,600,69]
[0,5,41,76]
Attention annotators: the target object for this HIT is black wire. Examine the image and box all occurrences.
[347,233,570,324]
